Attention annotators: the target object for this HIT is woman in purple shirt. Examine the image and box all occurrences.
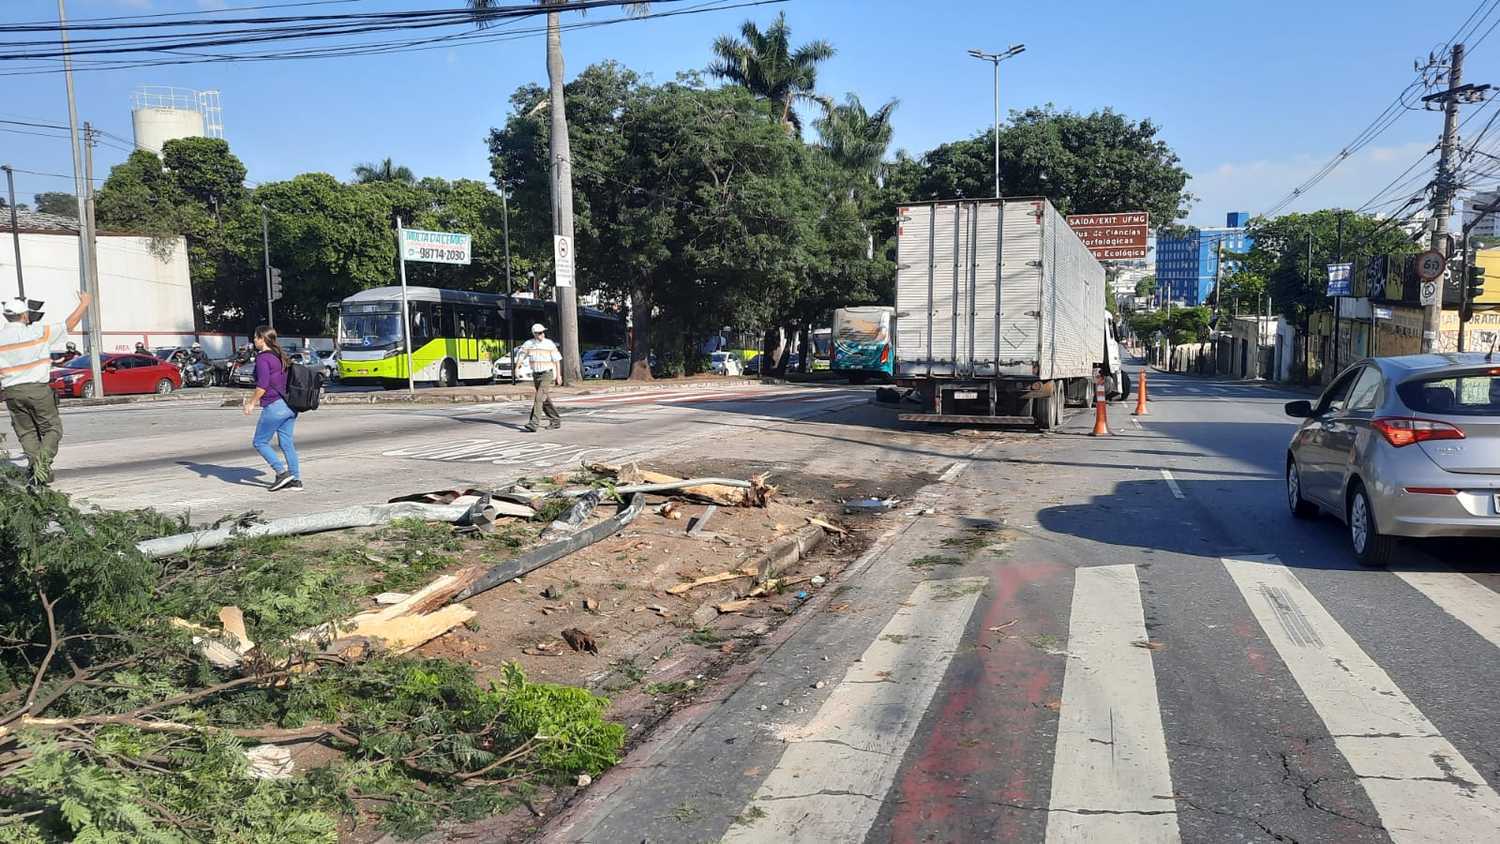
[242,326,302,491]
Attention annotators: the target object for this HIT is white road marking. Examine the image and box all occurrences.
[1394,567,1500,649]
[1222,555,1500,841]
[1159,469,1185,499]
[721,577,986,843]
[938,460,968,483]
[1046,565,1179,843]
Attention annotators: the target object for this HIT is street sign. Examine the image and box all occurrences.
[553,235,575,288]
[1420,279,1439,306]
[1066,211,1149,260]
[399,228,471,265]
[1326,262,1352,297]
[1415,249,1446,281]
[1373,305,1393,319]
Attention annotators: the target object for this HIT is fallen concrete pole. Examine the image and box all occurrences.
[453,493,646,602]
[135,501,476,560]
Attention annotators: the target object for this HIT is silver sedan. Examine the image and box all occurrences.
[1284,353,1500,565]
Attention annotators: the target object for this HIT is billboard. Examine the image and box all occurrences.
[399,228,471,265]
[1066,211,1149,260]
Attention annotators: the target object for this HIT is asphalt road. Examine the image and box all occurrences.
[546,369,1500,844]
[39,382,877,520]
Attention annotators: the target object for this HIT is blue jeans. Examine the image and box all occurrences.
[253,399,300,479]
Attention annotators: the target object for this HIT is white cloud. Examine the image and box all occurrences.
[1187,140,1434,226]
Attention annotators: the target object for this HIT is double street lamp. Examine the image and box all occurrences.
[967,44,1026,199]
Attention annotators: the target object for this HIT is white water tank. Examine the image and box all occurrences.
[130,86,223,156]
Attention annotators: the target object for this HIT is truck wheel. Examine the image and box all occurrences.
[1033,387,1057,430]
[1116,371,1132,402]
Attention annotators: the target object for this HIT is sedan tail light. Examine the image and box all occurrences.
[1371,417,1466,448]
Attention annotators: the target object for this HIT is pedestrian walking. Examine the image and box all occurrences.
[243,326,302,492]
[0,293,91,487]
[518,322,562,433]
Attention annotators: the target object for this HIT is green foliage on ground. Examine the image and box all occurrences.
[0,472,624,841]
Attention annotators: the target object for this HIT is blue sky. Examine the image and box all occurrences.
[0,0,1490,227]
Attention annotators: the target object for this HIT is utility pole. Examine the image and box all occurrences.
[544,11,582,386]
[1306,229,1314,381]
[60,0,104,397]
[260,204,273,329]
[2,164,22,297]
[1422,43,1489,353]
[82,123,102,352]
[1333,210,1344,374]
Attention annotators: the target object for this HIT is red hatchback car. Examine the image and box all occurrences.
[50,353,182,399]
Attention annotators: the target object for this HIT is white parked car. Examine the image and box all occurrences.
[582,348,632,379]
[493,349,533,382]
[710,351,743,376]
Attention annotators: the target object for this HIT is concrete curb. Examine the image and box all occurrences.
[319,377,760,406]
[60,387,241,408]
[689,523,827,627]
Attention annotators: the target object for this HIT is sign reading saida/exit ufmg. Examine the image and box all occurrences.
[1066,212,1150,260]
[400,228,472,265]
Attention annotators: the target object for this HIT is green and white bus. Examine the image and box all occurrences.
[336,286,624,388]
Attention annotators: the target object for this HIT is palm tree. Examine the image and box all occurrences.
[468,1,649,383]
[815,94,898,185]
[352,158,415,184]
[709,12,835,132]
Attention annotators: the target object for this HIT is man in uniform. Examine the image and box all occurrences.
[517,322,563,432]
[0,293,91,486]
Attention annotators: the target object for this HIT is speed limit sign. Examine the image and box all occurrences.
[1416,249,1447,281]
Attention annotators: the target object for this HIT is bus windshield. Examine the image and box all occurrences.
[339,311,402,350]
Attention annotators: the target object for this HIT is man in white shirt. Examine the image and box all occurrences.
[1,293,92,486]
[518,322,563,432]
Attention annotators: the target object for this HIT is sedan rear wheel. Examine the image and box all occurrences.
[1287,459,1318,519]
[1348,484,1396,567]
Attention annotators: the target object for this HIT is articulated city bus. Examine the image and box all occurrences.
[337,286,624,388]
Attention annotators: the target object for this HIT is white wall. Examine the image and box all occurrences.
[0,231,194,351]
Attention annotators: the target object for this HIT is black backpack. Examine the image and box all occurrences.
[284,362,324,413]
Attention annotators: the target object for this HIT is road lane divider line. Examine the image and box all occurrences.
[1159,469,1185,499]
[1393,567,1500,649]
[720,577,987,844]
[1045,565,1180,843]
[938,461,968,483]
[1222,555,1500,840]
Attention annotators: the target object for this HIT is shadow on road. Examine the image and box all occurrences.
[176,461,267,488]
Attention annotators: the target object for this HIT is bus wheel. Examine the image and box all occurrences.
[437,360,457,388]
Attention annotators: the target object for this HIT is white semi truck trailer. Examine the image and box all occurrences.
[894,197,1127,430]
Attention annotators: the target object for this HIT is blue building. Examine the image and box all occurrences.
[1155,212,1252,306]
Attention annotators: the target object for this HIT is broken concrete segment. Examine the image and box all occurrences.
[687,505,719,537]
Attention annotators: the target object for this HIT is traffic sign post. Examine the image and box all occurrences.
[553,235,574,288]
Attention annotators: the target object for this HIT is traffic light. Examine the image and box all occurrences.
[270,267,284,302]
[1463,262,1485,320]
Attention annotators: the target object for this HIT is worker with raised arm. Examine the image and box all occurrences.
[0,293,92,488]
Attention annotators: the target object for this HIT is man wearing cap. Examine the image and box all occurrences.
[517,322,563,432]
[0,293,92,486]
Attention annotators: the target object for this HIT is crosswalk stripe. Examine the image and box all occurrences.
[1222,555,1500,841]
[1393,567,1500,649]
[1046,564,1180,843]
[720,577,986,843]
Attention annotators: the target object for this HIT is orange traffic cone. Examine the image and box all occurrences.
[1091,377,1111,436]
[1133,368,1149,416]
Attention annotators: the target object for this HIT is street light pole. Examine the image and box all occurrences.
[58,0,103,397]
[967,45,1025,199]
[501,187,516,385]
[2,164,22,298]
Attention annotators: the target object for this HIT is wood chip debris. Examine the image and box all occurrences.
[665,568,756,595]
[806,516,848,535]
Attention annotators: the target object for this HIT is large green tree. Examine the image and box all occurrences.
[32,192,76,218]
[911,106,1192,226]
[709,11,836,133]
[1240,210,1419,324]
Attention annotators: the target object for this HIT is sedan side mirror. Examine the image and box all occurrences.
[1284,400,1313,418]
